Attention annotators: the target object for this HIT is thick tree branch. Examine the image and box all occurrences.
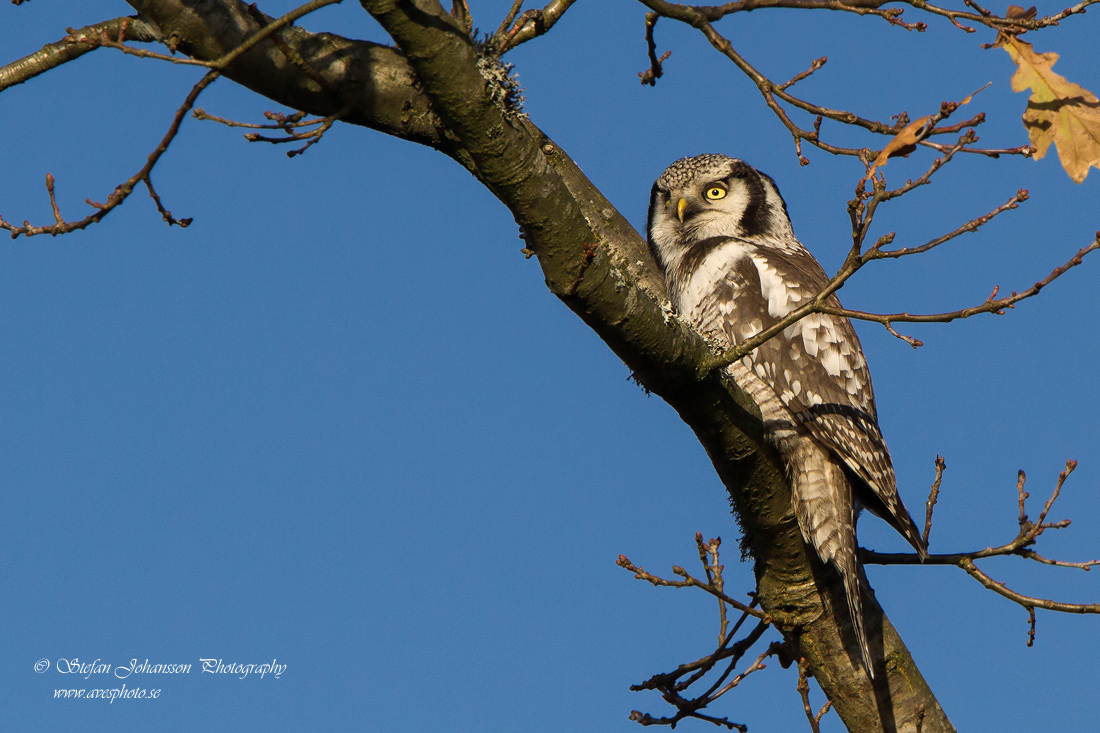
[123,0,443,146]
[1,0,958,728]
[347,2,953,730]
[8,2,1041,729]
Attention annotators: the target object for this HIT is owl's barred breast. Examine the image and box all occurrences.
[673,245,800,439]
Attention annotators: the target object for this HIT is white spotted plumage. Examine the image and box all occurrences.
[646,154,927,676]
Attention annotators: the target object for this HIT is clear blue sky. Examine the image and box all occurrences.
[2,2,1097,731]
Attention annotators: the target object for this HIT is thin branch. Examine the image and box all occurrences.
[703,134,1092,365]
[797,658,832,733]
[450,0,473,34]
[245,3,334,92]
[956,558,1100,614]
[616,553,768,620]
[694,533,731,646]
[778,56,827,91]
[0,70,215,238]
[638,12,672,86]
[700,124,1003,369]
[495,0,578,54]
[825,237,1100,331]
[853,127,979,250]
[870,191,1029,261]
[210,0,346,71]
[195,107,345,158]
[864,461,1100,623]
[193,108,319,130]
[623,533,789,728]
[922,456,946,548]
[629,621,772,731]
[0,16,159,92]
[63,27,211,68]
[1034,459,1075,529]
[636,2,1041,161]
[490,0,526,48]
[0,0,344,237]
[636,0,1100,33]
[708,643,776,700]
[638,0,923,29]
[701,21,1020,160]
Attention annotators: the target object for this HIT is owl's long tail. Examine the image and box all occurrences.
[786,437,876,678]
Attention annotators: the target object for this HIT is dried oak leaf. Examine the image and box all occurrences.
[864,87,987,181]
[866,116,933,179]
[999,34,1100,183]
[1005,5,1037,21]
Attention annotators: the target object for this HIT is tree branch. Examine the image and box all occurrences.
[0,70,214,238]
[0,16,160,92]
[351,1,953,729]
[635,0,1100,33]
[865,460,1100,647]
[636,1,1042,161]
[494,0,579,54]
[15,2,1085,729]
[123,0,444,146]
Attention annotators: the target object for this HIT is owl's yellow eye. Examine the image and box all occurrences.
[705,186,727,200]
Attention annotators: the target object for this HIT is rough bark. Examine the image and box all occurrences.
[98,1,957,729]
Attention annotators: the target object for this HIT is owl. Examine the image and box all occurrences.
[646,154,927,676]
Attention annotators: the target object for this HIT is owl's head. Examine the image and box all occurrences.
[646,154,794,275]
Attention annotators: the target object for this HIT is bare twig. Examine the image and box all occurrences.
[193,108,318,130]
[65,0,344,71]
[797,658,831,733]
[195,107,346,157]
[870,191,1029,261]
[699,144,1095,367]
[0,0,343,237]
[778,56,827,91]
[864,462,1100,632]
[494,0,578,54]
[638,13,671,86]
[636,2,1044,161]
[450,0,473,34]
[636,0,1099,33]
[923,456,946,548]
[628,623,773,730]
[825,237,1100,333]
[624,535,782,729]
[490,0,526,47]
[616,553,768,620]
[0,70,215,238]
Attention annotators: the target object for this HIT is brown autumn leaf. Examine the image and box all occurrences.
[863,85,989,182]
[999,34,1100,183]
[1005,5,1037,21]
[865,116,932,179]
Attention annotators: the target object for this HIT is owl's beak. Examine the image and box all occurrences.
[676,198,688,223]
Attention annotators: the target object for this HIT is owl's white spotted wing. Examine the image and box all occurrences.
[689,243,921,548]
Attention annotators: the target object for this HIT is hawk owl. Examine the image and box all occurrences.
[646,154,928,675]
